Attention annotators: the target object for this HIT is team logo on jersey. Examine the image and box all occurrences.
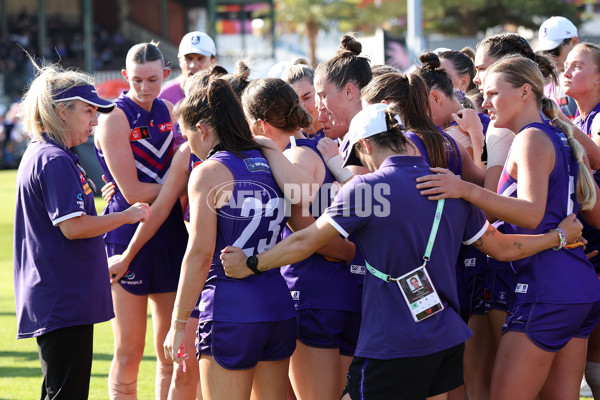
[350,264,366,275]
[244,158,271,173]
[76,193,85,209]
[123,271,135,280]
[497,291,507,303]
[290,291,300,301]
[464,258,477,267]
[515,283,528,293]
[158,122,172,133]
[129,126,151,141]
[208,180,283,220]
[83,182,92,195]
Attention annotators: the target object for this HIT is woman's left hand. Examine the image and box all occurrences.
[415,167,467,200]
[557,213,584,245]
[220,246,253,279]
[108,254,130,283]
[163,324,188,364]
[317,138,341,161]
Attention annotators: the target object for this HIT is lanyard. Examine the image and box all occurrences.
[366,199,445,282]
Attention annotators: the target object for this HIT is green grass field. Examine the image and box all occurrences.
[0,169,157,399]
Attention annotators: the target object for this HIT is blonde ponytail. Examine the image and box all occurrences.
[542,97,597,209]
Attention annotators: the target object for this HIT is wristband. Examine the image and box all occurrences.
[326,155,355,183]
[173,318,187,324]
[552,227,567,251]
[246,255,263,275]
[175,305,194,312]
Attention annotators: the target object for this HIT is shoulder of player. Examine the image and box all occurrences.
[515,125,554,150]
[97,107,129,134]
[188,159,232,191]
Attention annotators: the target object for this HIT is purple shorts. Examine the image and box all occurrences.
[107,243,185,296]
[296,309,361,356]
[503,302,600,352]
[196,318,296,370]
[486,258,515,312]
[463,271,490,316]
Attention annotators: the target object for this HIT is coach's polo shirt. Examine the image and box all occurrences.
[323,155,488,359]
[14,136,113,339]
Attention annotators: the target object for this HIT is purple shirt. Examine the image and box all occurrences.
[281,139,362,312]
[14,137,114,339]
[497,122,600,304]
[95,93,187,247]
[575,101,600,270]
[323,156,487,358]
[199,149,296,323]
[159,79,186,147]
[405,130,462,175]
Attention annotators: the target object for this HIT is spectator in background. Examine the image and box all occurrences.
[159,31,216,147]
[536,16,580,120]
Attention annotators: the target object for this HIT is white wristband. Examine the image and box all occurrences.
[326,155,355,183]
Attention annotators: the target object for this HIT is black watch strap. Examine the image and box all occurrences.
[246,255,263,275]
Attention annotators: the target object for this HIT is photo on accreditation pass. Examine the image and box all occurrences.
[397,266,444,322]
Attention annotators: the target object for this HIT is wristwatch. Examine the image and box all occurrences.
[246,255,263,275]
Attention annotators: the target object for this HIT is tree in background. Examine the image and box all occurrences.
[262,0,580,66]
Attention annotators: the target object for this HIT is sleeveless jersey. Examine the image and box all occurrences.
[95,92,186,247]
[576,101,600,271]
[184,152,203,222]
[405,130,462,176]
[198,149,296,323]
[497,122,600,304]
[280,139,362,312]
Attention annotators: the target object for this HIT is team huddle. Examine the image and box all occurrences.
[12,15,600,400]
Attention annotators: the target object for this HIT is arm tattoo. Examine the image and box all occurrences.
[513,241,523,249]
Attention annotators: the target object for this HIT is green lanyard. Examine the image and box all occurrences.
[365,199,445,282]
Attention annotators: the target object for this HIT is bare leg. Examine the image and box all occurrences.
[487,309,507,348]
[339,355,352,396]
[251,358,291,400]
[540,337,587,400]
[199,355,253,400]
[586,323,600,398]
[109,284,148,400]
[463,314,496,400]
[289,341,345,400]
[168,316,201,400]
[149,292,177,400]
[490,331,555,400]
[447,385,468,400]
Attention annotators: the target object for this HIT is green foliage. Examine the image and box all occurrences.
[0,170,157,399]
[424,0,579,35]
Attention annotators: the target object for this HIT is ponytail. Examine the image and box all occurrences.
[542,97,596,209]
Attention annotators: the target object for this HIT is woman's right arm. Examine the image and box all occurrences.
[164,160,230,364]
[253,136,316,204]
[95,109,162,204]
[416,128,555,229]
[108,144,192,282]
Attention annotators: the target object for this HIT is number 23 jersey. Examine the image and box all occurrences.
[198,149,296,323]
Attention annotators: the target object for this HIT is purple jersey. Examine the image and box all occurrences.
[405,130,462,175]
[323,156,488,359]
[158,79,186,147]
[281,139,362,312]
[199,149,296,323]
[95,93,187,247]
[184,152,203,222]
[575,101,600,271]
[14,136,114,339]
[497,122,600,304]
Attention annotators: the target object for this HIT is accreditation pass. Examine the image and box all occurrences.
[397,265,444,322]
